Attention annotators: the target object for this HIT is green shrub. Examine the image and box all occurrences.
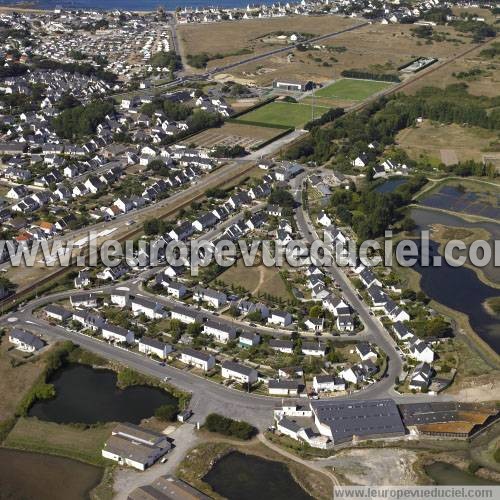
[204,413,255,440]
[155,404,178,422]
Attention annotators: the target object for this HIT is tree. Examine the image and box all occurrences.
[155,404,178,422]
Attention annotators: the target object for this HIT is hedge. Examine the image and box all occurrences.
[341,69,401,83]
[228,118,292,130]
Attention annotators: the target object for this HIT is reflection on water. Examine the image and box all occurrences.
[29,363,177,424]
[203,451,312,500]
[425,461,499,486]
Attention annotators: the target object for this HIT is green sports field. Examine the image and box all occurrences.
[314,78,392,101]
[236,101,330,128]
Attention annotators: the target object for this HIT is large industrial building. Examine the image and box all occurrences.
[399,402,499,439]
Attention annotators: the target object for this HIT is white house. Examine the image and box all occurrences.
[203,320,237,344]
[276,418,302,440]
[102,423,171,471]
[221,360,258,385]
[304,318,324,332]
[8,329,44,352]
[268,311,292,327]
[269,339,294,354]
[131,297,166,319]
[138,337,173,360]
[101,323,135,344]
[302,342,326,357]
[409,339,435,363]
[170,306,199,324]
[239,331,260,348]
[317,211,332,227]
[336,315,354,332]
[356,342,378,361]
[110,289,130,308]
[44,305,72,322]
[70,292,99,308]
[339,365,366,385]
[268,379,301,396]
[179,348,215,371]
[409,362,433,391]
[166,282,187,299]
[193,287,227,309]
[313,375,346,393]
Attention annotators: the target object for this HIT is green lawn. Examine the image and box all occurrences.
[314,78,392,101]
[236,101,329,128]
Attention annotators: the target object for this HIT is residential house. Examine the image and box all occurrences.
[131,297,166,320]
[193,287,227,309]
[409,362,433,391]
[70,292,99,308]
[203,320,237,344]
[8,329,44,352]
[304,318,324,332]
[313,375,346,393]
[221,361,258,385]
[138,337,173,360]
[302,342,326,357]
[268,379,301,396]
[101,323,135,344]
[269,339,294,354]
[44,305,72,322]
[239,331,260,348]
[356,342,378,361]
[268,311,292,327]
[179,348,215,371]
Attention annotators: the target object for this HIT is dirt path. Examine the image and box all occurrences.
[251,267,266,295]
[257,433,340,488]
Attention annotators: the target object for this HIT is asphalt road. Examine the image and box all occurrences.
[291,173,404,398]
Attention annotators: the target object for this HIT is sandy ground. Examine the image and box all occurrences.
[318,448,421,486]
[447,377,500,402]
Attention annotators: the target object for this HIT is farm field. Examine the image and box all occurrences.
[396,120,500,166]
[236,101,329,128]
[180,121,284,149]
[314,78,392,101]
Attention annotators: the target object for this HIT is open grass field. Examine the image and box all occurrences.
[396,120,500,165]
[4,417,114,466]
[181,121,284,149]
[178,15,359,71]
[228,22,472,86]
[216,261,292,301]
[314,78,392,101]
[236,101,328,128]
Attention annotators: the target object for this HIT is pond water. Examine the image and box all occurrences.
[0,448,103,500]
[29,363,177,424]
[409,208,500,354]
[420,185,500,220]
[203,451,312,500]
[425,461,499,486]
[374,178,407,193]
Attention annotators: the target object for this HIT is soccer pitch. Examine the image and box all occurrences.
[314,78,392,101]
[236,101,330,128]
